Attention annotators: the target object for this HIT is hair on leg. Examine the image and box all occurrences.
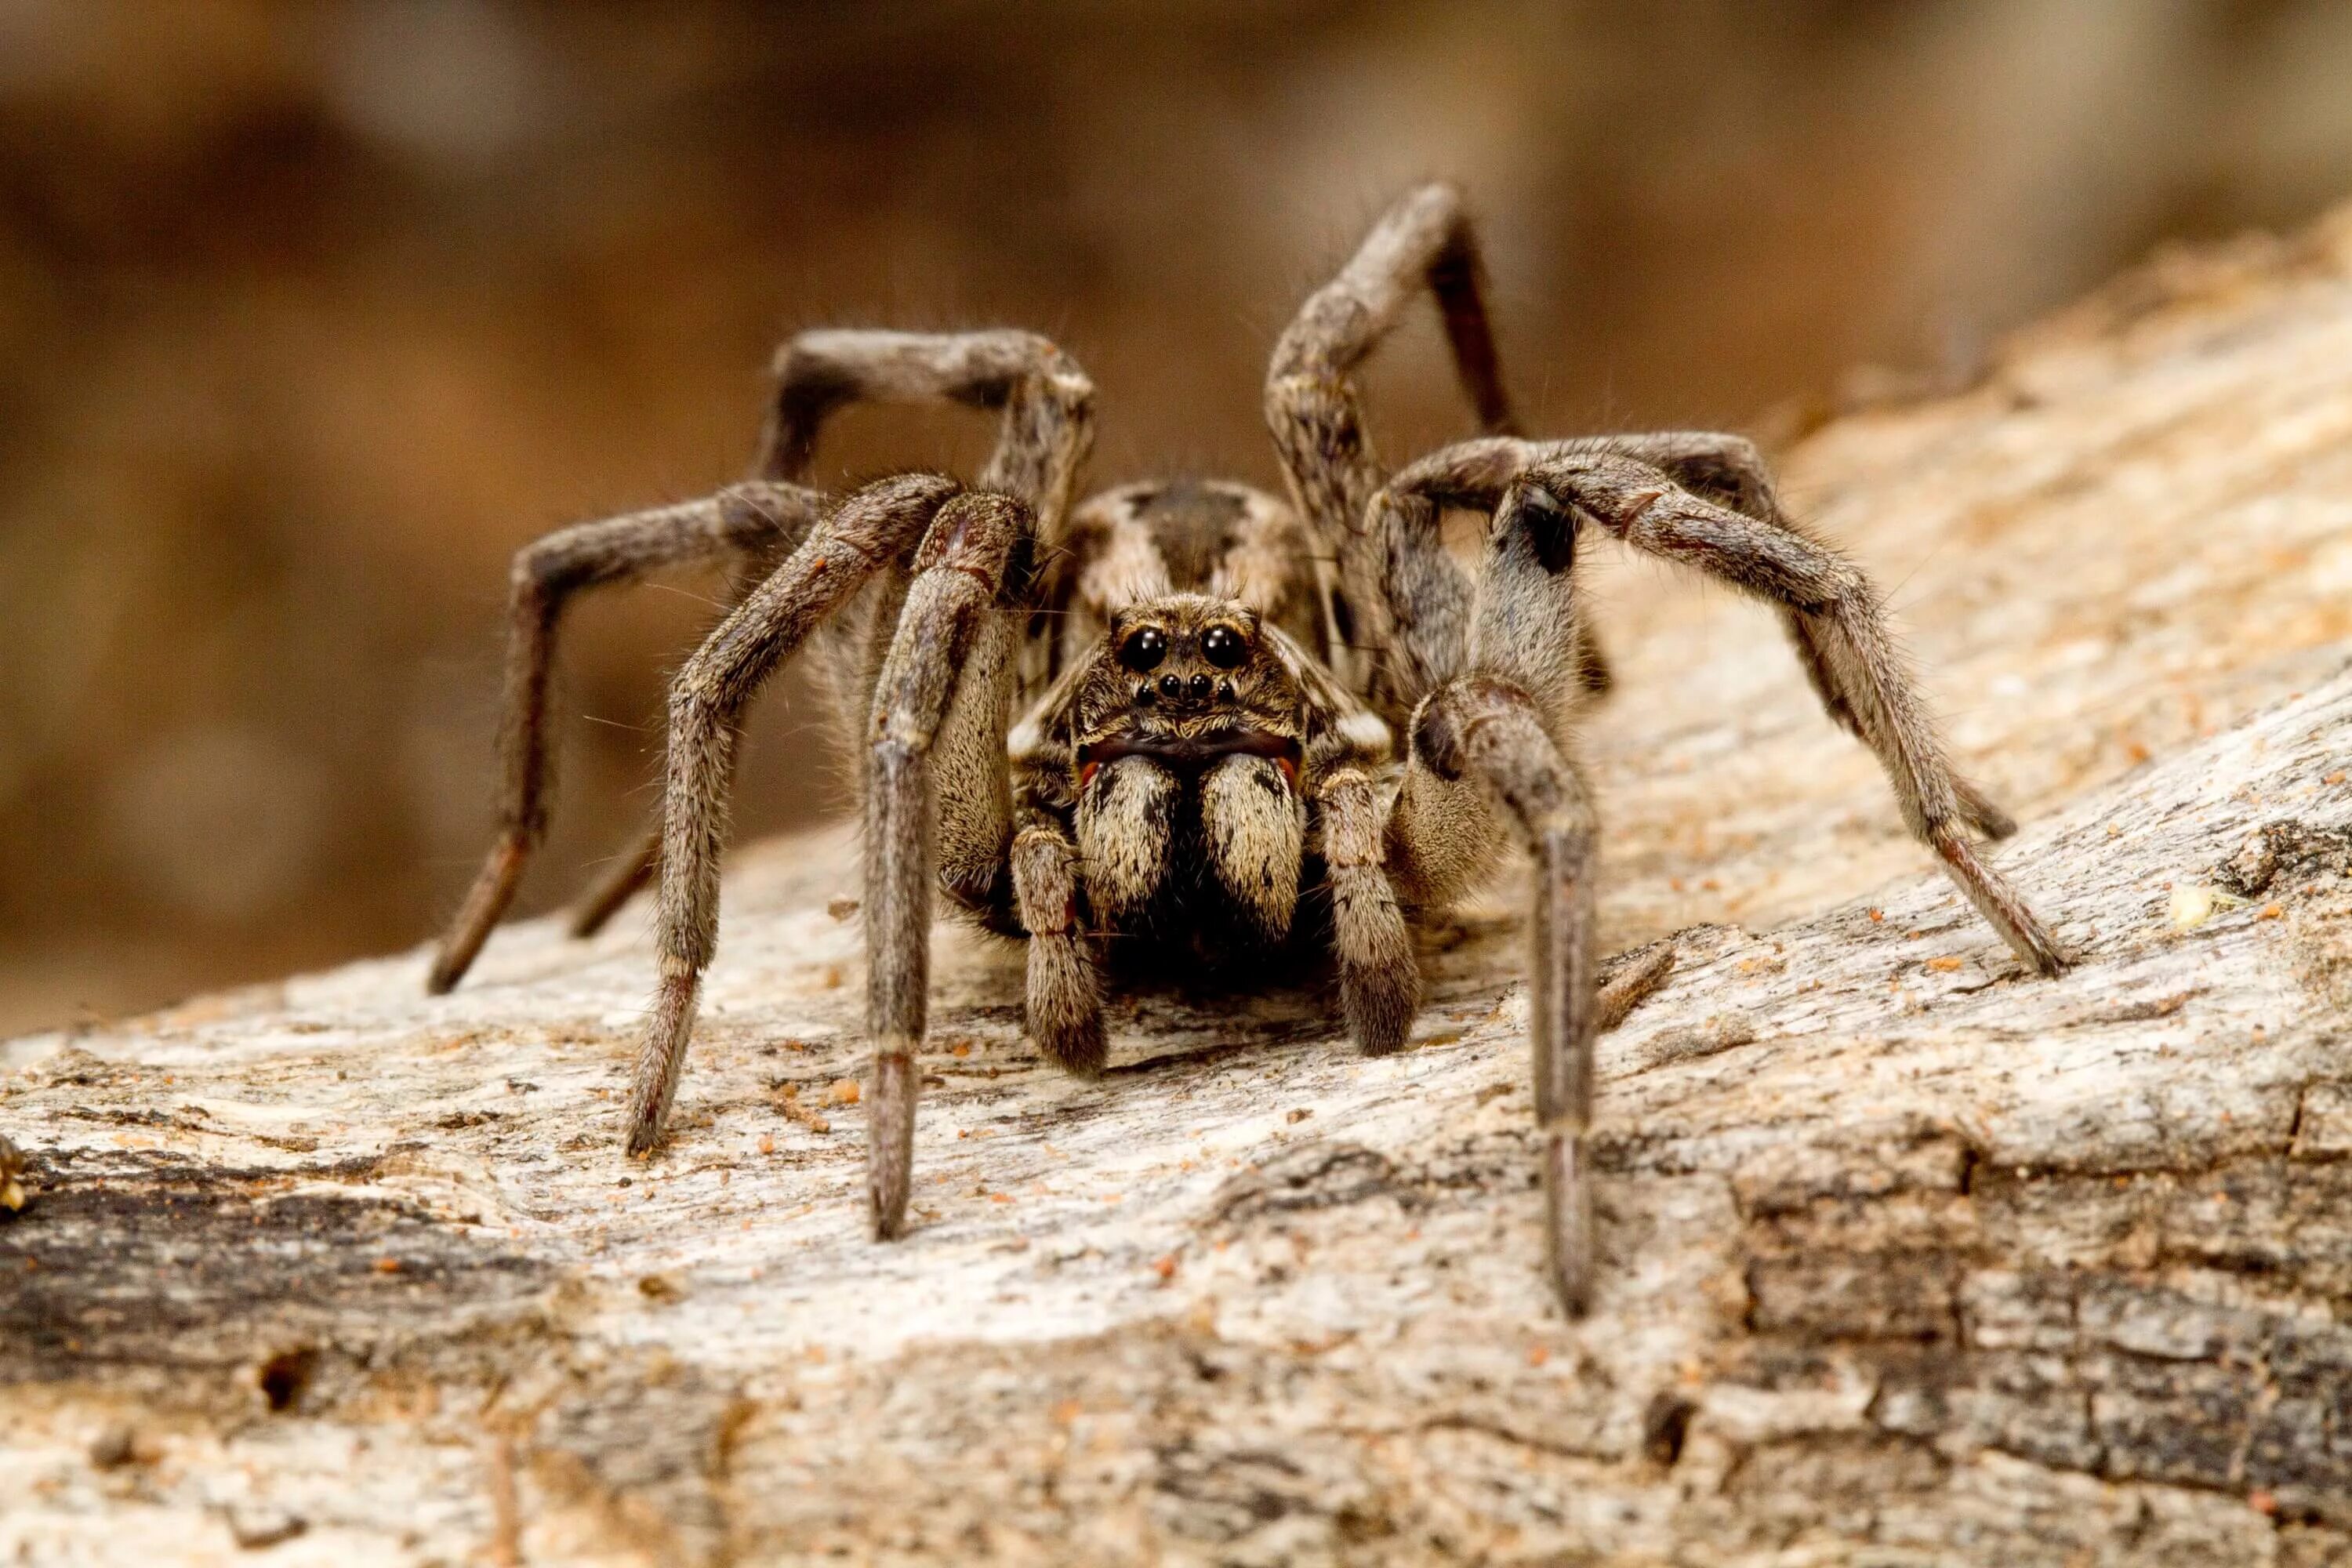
[428,482,822,993]
[1319,766,1419,1055]
[856,492,1031,1235]
[624,474,961,1156]
[1011,821,1105,1074]
[1388,439,2067,975]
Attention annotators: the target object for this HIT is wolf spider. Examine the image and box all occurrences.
[426,185,2064,1313]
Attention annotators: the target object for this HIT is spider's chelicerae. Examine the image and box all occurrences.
[427,185,2065,1313]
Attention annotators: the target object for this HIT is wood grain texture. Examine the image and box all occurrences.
[6,209,2352,1566]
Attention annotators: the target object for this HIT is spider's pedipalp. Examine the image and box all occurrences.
[1075,756,1179,924]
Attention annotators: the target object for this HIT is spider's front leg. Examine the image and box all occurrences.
[858,492,1034,1230]
[1372,475,1630,1314]
[623,473,964,1153]
[626,470,1042,1250]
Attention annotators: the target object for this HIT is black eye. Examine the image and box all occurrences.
[1200,625,1247,669]
[1119,627,1167,672]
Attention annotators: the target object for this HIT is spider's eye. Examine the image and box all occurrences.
[1118,627,1168,672]
[1200,625,1247,669]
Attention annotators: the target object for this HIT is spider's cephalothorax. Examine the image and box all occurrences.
[427,184,2069,1316]
[1067,593,1321,952]
[1024,487,1389,971]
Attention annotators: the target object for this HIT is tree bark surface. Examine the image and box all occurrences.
[7,212,2352,1566]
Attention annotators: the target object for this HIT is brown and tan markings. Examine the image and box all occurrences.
[426,183,2063,1314]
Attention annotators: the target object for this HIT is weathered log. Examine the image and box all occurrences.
[6,208,2352,1566]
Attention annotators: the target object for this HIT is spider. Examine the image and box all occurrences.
[425,184,2065,1314]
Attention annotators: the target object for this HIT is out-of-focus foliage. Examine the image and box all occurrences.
[6,0,2351,1029]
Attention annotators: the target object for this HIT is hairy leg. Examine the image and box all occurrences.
[1369,473,1629,1311]
[1604,430,2014,839]
[1413,677,1605,1313]
[1388,440,2067,975]
[1261,183,1616,711]
[428,482,821,993]
[624,474,961,1153]
[1265,184,1517,543]
[1379,453,1594,907]
[760,329,1094,531]
[855,492,1030,1234]
[568,546,830,942]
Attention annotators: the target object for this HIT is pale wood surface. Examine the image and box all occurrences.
[5,209,2352,1566]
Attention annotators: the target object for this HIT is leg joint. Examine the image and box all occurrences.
[1410,675,1539,780]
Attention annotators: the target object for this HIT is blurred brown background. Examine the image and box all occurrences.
[6,0,2351,1033]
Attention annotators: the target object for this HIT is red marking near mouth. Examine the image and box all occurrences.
[1076,728,1303,790]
